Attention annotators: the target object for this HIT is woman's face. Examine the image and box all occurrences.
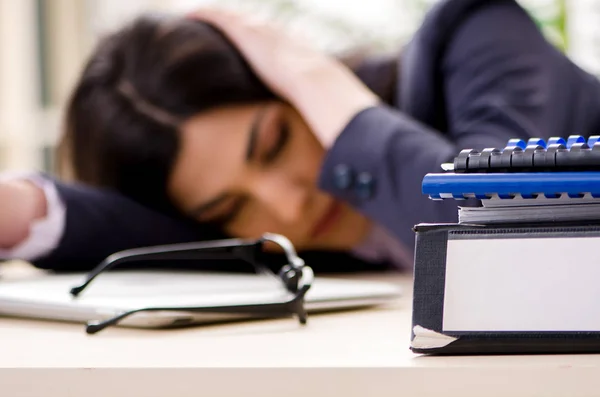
[167,101,372,252]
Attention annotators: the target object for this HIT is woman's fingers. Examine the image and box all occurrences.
[187,7,378,149]
[187,8,321,98]
[188,8,281,57]
[0,181,46,249]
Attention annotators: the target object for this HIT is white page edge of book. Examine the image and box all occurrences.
[442,236,600,332]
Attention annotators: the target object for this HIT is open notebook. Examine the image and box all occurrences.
[0,270,401,331]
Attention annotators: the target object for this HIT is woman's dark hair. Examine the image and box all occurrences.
[59,14,276,211]
[58,13,398,213]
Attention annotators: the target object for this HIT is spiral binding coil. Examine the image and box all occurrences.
[453,135,600,173]
[424,135,600,201]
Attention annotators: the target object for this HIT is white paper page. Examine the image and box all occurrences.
[443,236,600,331]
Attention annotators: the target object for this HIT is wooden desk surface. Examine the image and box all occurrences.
[0,261,599,397]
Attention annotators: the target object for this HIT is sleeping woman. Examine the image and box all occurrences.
[1,0,599,273]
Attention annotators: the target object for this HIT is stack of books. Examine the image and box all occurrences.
[410,135,600,355]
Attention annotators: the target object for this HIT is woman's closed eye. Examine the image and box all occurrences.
[195,109,292,228]
[197,195,247,226]
[261,119,290,164]
[210,121,290,227]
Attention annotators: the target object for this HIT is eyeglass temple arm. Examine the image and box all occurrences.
[85,281,312,335]
[69,238,262,297]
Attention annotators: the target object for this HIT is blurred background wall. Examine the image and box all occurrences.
[0,0,598,174]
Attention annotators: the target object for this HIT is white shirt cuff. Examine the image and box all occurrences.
[0,172,66,261]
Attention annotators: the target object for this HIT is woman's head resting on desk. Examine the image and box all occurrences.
[58,14,373,254]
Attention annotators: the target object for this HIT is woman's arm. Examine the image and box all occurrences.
[319,0,600,248]
[0,175,222,272]
[192,1,600,251]
[33,179,226,272]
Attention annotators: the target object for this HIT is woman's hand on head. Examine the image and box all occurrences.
[188,8,379,148]
[0,181,46,249]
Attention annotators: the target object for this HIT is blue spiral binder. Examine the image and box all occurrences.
[423,135,600,200]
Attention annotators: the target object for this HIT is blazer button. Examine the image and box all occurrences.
[355,172,375,200]
[333,164,354,190]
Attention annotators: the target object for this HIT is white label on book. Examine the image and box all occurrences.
[443,236,600,332]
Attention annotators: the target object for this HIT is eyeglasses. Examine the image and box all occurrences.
[69,233,314,335]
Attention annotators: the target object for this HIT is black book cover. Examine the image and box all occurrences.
[411,222,600,355]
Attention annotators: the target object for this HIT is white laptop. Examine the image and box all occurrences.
[0,270,402,331]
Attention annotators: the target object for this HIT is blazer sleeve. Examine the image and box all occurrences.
[317,0,600,251]
[31,179,223,272]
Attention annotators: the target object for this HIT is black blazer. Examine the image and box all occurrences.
[31,0,600,273]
